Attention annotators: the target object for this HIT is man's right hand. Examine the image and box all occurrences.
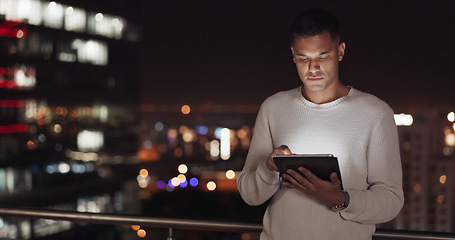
[266,145,293,172]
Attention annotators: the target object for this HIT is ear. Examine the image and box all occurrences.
[290,45,296,63]
[338,42,346,61]
[291,45,296,55]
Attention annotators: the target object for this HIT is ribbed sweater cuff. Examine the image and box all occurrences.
[257,158,280,184]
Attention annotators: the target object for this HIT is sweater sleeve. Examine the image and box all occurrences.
[340,108,404,224]
[237,103,280,206]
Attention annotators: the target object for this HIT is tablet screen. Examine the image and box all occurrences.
[274,154,343,190]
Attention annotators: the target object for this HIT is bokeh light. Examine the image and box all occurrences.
[206,181,216,191]
[157,180,166,189]
[181,105,191,114]
[178,164,188,174]
[440,175,447,184]
[225,170,236,179]
[437,195,445,204]
[171,177,180,187]
[178,174,186,183]
[180,180,188,188]
[139,169,148,177]
[189,177,199,187]
[448,112,455,122]
[137,229,146,238]
[195,125,208,135]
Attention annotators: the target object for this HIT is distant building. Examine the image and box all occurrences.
[383,108,455,232]
[0,0,142,238]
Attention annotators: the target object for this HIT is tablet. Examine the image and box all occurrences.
[274,154,343,190]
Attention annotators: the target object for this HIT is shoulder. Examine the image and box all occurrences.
[347,88,394,119]
[349,88,392,111]
[262,87,301,107]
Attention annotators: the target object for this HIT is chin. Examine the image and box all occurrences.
[305,84,326,93]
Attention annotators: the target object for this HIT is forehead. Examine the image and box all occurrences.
[292,31,338,54]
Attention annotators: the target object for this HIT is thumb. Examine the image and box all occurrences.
[330,172,340,185]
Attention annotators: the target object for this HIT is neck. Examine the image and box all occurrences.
[302,84,350,104]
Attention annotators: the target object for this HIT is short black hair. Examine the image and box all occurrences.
[290,8,341,45]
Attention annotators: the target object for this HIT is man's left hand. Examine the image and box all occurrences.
[282,167,345,208]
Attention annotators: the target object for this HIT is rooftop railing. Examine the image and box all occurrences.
[1,206,455,240]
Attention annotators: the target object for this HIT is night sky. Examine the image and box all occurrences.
[134,0,455,111]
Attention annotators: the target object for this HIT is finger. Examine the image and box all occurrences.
[298,167,318,183]
[267,158,278,172]
[330,172,340,184]
[330,172,341,188]
[286,169,312,187]
[282,173,309,192]
[278,145,292,155]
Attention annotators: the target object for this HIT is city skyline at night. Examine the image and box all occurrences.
[135,0,455,112]
[2,0,455,239]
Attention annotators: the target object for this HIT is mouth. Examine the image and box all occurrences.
[307,76,323,81]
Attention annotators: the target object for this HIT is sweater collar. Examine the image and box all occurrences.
[297,86,354,109]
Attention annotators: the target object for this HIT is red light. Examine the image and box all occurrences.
[0,124,27,134]
[0,20,28,38]
[0,100,26,108]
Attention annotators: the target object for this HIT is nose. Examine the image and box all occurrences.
[308,59,320,74]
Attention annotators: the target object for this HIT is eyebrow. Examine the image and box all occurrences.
[296,51,330,57]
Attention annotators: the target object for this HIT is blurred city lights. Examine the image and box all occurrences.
[154,122,164,131]
[220,128,231,160]
[189,178,199,187]
[167,129,178,141]
[206,181,216,191]
[137,229,146,238]
[394,114,413,126]
[95,13,104,22]
[58,162,70,174]
[26,140,37,150]
[225,170,236,179]
[157,180,166,189]
[178,164,188,174]
[195,125,208,135]
[241,233,252,240]
[181,105,191,115]
[214,127,223,139]
[414,184,422,193]
[448,112,455,122]
[177,174,186,183]
[182,130,195,142]
[77,130,104,152]
[139,169,148,177]
[445,133,455,147]
[440,175,447,184]
[171,177,180,187]
[180,180,188,188]
[131,225,140,231]
[52,124,62,133]
[210,140,220,160]
[437,195,445,204]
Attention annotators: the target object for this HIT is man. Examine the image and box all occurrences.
[237,8,404,240]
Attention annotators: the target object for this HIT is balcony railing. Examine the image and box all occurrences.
[1,206,455,240]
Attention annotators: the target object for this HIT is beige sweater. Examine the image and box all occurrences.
[237,87,404,240]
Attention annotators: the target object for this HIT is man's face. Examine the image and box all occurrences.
[291,31,345,94]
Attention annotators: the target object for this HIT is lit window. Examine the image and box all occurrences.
[64,6,86,32]
[448,112,455,122]
[43,1,64,29]
[394,113,413,126]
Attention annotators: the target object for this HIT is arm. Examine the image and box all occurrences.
[340,109,404,224]
[237,105,292,206]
